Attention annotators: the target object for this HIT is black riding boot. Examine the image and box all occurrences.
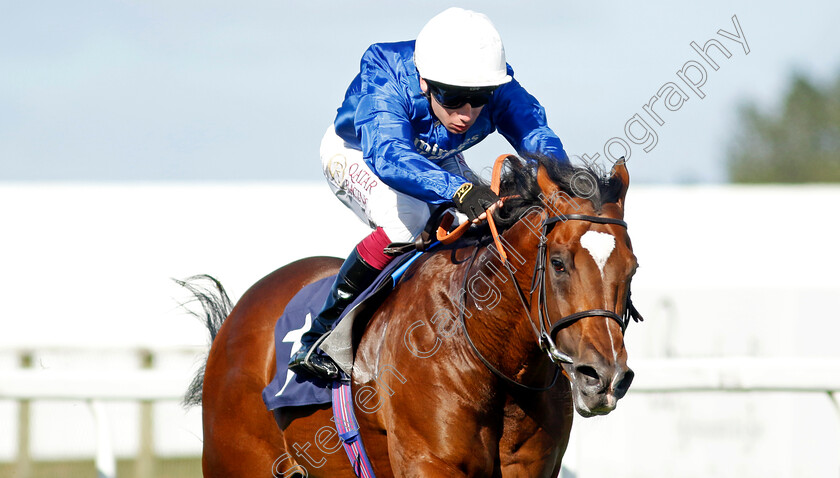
[288,248,381,379]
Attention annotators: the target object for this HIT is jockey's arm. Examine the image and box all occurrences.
[355,96,469,206]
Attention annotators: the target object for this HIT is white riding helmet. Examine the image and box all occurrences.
[414,7,513,88]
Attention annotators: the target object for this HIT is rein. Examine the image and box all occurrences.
[445,154,643,391]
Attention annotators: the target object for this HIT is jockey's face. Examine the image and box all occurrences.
[420,78,484,135]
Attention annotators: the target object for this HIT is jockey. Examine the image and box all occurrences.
[289,7,570,379]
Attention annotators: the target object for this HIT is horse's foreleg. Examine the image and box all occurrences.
[392,454,498,478]
[499,385,573,478]
[379,405,502,477]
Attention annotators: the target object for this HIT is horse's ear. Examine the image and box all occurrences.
[610,158,630,208]
[537,164,560,198]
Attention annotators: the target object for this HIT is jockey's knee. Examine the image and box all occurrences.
[376,196,430,243]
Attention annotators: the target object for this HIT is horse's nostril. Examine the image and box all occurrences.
[575,365,602,389]
[614,369,635,398]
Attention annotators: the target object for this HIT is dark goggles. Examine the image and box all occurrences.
[426,80,497,109]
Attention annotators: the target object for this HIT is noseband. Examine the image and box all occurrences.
[460,212,643,392]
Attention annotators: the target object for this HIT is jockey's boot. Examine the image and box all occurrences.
[288,248,382,380]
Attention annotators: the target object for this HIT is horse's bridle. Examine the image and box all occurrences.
[459,212,643,392]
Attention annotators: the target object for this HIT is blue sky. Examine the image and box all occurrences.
[2,1,839,183]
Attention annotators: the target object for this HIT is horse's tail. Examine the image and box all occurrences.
[175,274,234,408]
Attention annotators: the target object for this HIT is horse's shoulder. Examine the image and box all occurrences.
[355,246,472,372]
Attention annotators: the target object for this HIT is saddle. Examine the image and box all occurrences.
[261,239,429,411]
[262,157,513,410]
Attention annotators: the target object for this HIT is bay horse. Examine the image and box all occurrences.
[182,155,640,477]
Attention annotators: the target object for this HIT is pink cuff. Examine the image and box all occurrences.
[355,227,394,270]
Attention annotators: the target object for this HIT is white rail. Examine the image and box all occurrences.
[630,357,840,393]
[0,369,188,401]
[2,357,840,478]
[4,357,838,400]
[0,347,200,478]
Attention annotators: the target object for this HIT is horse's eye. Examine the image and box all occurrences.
[551,259,566,273]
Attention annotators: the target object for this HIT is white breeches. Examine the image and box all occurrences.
[320,125,474,243]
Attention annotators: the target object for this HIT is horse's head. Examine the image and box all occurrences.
[533,160,637,417]
[493,156,638,417]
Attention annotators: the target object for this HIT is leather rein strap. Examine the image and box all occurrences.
[455,155,642,392]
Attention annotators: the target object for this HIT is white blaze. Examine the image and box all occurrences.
[580,231,615,277]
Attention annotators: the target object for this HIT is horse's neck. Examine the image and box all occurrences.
[454,221,550,377]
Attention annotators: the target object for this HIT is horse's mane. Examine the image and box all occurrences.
[491,154,624,230]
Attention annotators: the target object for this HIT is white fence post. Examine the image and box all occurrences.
[89,400,116,478]
[136,350,155,478]
[14,351,33,478]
